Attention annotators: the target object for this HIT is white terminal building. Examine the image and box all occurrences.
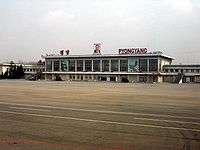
[43,45,178,83]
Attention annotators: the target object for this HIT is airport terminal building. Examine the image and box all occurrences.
[43,45,176,83]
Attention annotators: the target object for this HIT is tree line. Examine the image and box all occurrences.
[0,62,24,79]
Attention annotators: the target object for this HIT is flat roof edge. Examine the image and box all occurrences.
[44,54,174,60]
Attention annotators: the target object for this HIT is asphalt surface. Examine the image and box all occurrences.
[0,80,199,150]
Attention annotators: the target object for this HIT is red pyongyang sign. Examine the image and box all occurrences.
[119,48,147,55]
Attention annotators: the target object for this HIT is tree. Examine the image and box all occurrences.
[2,62,25,79]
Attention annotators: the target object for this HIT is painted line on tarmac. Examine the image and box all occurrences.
[0,110,200,133]
[0,101,199,121]
[7,106,200,126]
[9,107,51,112]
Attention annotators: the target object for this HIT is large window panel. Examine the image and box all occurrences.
[85,60,92,72]
[60,60,68,72]
[54,60,60,71]
[139,59,147,72]
[120,60,128,72]
[149,59,158,72]
[77,60,83,72]
[46,60,52,72]
[93,60,100,72]
[111,60,118,72]
[69,60,75,72]
[102,60,109,72]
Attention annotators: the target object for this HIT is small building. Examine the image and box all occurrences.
[163,65,200,83]
[0,63,45,78]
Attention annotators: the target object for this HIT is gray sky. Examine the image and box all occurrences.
[0,0,200,64]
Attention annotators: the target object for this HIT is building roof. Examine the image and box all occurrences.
[44,53,174,60]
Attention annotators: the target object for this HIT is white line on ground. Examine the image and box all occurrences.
[0,101,199,121]
[7,106,200,126]
[10,107,51,112]
[0,110,199,132]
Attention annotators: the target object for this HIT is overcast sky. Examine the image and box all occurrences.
[0,0,200,64]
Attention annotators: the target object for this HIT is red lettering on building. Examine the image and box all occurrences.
[119,48,147,55]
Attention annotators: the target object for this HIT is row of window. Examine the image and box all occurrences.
[46,59,159,73]
[164,69,200,73]
[24,68,45,72]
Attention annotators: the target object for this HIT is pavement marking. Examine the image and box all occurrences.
[0,101,199,121]
[7,106,200,126]
[0,110,200,133]
[9,107,51,112]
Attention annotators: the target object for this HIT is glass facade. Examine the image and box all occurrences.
[149,59,158,72]
[54,60,60,71]
[111,60,118,72]
[93,60,100,72]
[139,59,147,72]
[60,60,68,71]
[120,60,128,72]
[102,60,109,72]
[77,60,83,72]
[85,60,92,72]
[128,58,139,72]
[46,57,160,73]
[69,60,75,72]
[46,60,52,72]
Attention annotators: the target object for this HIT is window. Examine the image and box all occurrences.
[61,60,68,72]
[102,60,109,72]
[69,60,75,72]
[46,61,52,72]
[54,60,60,71]
[111,60,118,72]
[120,60,128,72]
[139,59,147,72]
[85,60,92,72]
[77,60,83,72]
[149,59,158,72]
[93,60,100,72]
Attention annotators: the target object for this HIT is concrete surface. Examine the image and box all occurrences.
[0,80,199,150]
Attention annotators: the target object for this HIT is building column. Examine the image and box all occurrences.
[118,59,120,72]
[52,61,54,72]
[100,60,103,72]
[45,74,47,80]
[115,76,118,82]
[109,59,111,72]
[82,75,85,80]
[59,60,61,72]
[45,60,47,72]
[75,60,77,72]
[107,76,110,81]
[83,60,85,72]
[92,75,94,80]
[147,59,149,72]
[158,59,161,72]
[92,60,94,72]
[75,74,78,80]
[117,75,121,82]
